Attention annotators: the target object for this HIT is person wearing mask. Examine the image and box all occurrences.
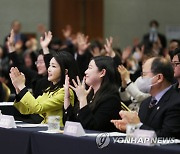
[142,20,167,51]
[118,65,150,112]
[112,57,180,139]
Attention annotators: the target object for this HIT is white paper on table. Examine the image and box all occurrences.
[16,124,48,127]
[85,132,126,137]
[39,130,64,134]
[15,120,23,123]
[0,102,14,106]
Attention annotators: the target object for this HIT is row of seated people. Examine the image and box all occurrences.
[2,25,180,139]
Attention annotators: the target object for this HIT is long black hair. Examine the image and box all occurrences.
[87,56,119,109]
[46,51,79,92]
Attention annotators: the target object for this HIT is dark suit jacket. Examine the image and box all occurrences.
[143,33,167,49]
[139,87,180,139]
[63,90,121,132]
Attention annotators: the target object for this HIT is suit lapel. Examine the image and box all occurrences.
[148,87,173,123]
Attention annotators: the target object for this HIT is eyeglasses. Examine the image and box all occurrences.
[171,62,180,67]
[35,61,44,65]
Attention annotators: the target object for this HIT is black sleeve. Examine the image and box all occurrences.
[15,87,28,102]
[44,54,52,70]
[113,54,122,67]
[63,104,76,124]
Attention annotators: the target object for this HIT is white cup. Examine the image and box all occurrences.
[47,116,60,132]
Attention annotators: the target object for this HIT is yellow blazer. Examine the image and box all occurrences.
[14,88,74,127]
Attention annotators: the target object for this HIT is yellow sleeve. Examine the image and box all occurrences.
[14,88,74,115]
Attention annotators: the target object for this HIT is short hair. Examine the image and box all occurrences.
[149,20,159,28]
[172,48,180,62]
[151,57,174,83]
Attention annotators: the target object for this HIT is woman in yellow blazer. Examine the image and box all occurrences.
[9,51,78,127]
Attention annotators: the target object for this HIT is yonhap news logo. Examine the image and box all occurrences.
[95,133,179,148]
[96,133,110,149]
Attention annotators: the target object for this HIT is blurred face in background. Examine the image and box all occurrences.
[12,21,21,33]
[24,53,33,68]
[36,54,47,75]
[172,55,180,79]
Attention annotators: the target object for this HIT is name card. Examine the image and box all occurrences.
[0,115,16,128]
[63,121,85,137]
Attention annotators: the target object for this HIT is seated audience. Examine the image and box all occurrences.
[7,30,51,98]
[63,56,121,131]
[9,51,78,127]
[112,57,180,139]
[118,65,150,112]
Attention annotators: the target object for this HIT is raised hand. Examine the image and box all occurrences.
[7,29,15,53]
[62,25,72,40]
[76,33,90,55]
[9,67,26,93]
[104,37,115,57]
[122,46,132,63]
[40,31,52,54]
[64,75,70,110]
[70,76,92,109]
[118,65,130,87]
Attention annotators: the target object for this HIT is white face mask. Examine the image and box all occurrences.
[135,76,155,93]
[150,27,157,33]
[133,51,142,61]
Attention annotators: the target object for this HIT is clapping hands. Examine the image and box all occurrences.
[9,67,26,93]
[64,75,92,109]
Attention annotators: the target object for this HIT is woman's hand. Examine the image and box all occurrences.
[104,37,115,58]
[9,67,26,92]
[70,76,92,109]
[64,75,71,110]
[40,31,52,54]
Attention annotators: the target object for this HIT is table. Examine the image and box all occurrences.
[30,132,180,154]
[0,126,179,154]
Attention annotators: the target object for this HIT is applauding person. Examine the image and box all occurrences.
[10,51,78,126]
[63,56,121,131]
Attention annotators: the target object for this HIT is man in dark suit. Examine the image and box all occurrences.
[142,20,167,50]
[112,57,180,139]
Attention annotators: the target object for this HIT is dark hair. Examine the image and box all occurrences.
[87,56,119,109]
[151,57,174,83]
[90,40,103,51]
[47,51,79,92]
[170,39,180,47]
[172,48,180,62]
[149,20,159,28]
